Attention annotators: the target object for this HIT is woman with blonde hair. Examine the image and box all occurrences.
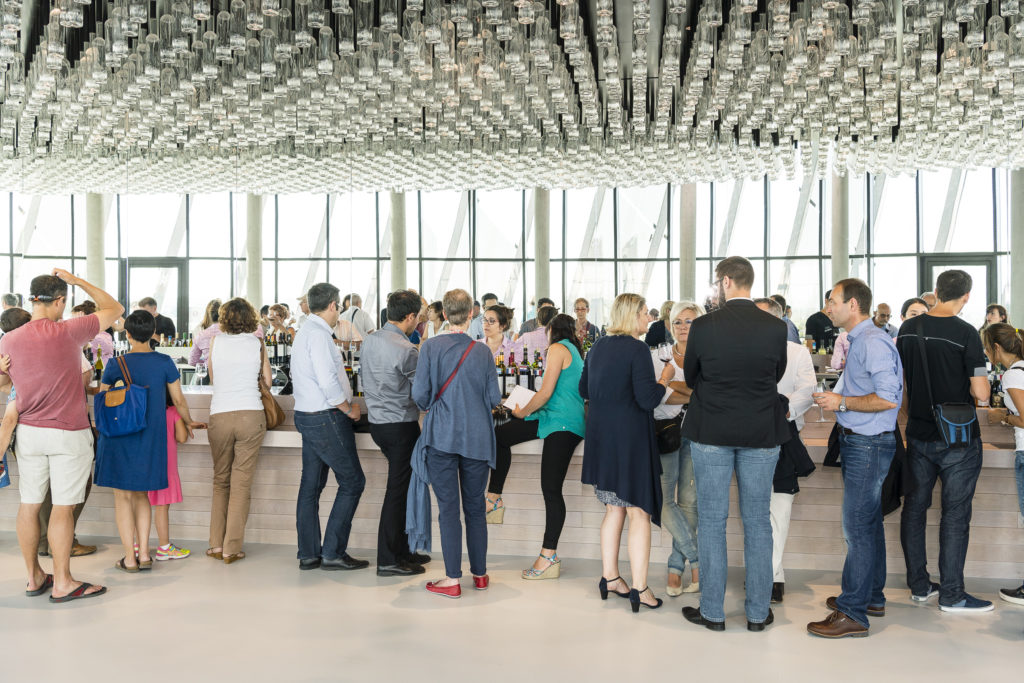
[581,293,675,612]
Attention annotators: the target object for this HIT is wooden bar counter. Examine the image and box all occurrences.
[0,390,1020,579]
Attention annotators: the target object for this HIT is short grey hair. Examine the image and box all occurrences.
[754,297,784,318]
[442,289,473,326]
[1,293,19,308]
[348,293,363,307]
[308,283,340,313]
[669,300,705,322]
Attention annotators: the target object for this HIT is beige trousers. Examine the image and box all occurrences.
[208,410,267,556]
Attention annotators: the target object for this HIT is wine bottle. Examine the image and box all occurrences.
[496,351,507,398]
[507,352,518,392]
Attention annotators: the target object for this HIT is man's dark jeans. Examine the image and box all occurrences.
[294,409,366,561]
[900,437,983,606]
[835,431,897,628]
[369,421,420,566]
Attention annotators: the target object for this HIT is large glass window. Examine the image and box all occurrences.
[873,174,917,254]
[0,172,1013,330]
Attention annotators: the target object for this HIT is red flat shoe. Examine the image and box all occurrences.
[473,575,489,590]
[425,581,461,599]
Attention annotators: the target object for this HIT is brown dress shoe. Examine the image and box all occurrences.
[826,595,885,617]
[71,543,97,557]
[807,610,869,638]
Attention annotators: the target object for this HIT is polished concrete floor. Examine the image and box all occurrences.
[0,533,1020,683]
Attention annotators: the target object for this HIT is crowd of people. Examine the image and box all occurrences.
[0,261,1021,640]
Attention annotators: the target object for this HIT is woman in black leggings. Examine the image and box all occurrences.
[489,314,587,580]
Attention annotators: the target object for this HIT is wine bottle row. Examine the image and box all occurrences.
[495,350,545,398]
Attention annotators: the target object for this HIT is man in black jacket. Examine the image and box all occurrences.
[681,256,790,633]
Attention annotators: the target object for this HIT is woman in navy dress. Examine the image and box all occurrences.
[96,310,203,572]
[580,293,675,612]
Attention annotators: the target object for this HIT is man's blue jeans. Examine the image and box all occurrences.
[661,439,699,575]
[835,431,896,628]
[691,442,779,624]
[900,437,983,607]
[294,409,366,561]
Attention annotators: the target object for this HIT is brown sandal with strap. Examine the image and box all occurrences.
[206,548,222,560]
[115,557,140,573]
[223,552,246,565]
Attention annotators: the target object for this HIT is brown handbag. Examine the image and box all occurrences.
[258,344,286,430]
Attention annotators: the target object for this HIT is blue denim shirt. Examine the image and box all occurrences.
[783,316,801,344]
[835,318,904,436]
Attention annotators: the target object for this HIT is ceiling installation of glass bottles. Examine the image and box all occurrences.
[1,0,1023,192]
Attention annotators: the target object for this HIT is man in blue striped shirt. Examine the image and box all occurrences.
[807,279,903,639]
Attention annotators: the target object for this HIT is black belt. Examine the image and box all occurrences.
[839,427,895,436]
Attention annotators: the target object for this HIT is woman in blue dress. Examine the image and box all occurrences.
[96,310,203,572]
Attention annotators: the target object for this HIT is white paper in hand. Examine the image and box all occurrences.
[503,385,536,411]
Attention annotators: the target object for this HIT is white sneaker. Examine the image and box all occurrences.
[682,580,700,594]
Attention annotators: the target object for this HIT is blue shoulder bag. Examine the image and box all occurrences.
[915,334,976,448]
[95,355,148,437]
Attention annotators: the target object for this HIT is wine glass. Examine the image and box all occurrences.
[657,342,673,363]
[194,361,208,385]
[814,379,830,423]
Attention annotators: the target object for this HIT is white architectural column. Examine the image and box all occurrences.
[390,191,407,291]
[246,194,263,306]
[831,173,850,285]
[85,193,106,288]
[678,183,697,300]
[1011,170,1024,326]
[534,188,550,300]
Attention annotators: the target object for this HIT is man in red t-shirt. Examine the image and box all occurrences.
[0,269,123,602]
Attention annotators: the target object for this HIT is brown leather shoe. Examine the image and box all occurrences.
[807,610,869,638]
[826,595,885,617]
[71,543,97,557]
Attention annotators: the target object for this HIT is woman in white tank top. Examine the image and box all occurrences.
[206,298,272,564]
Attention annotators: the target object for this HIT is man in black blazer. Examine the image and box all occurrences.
[681,256,790,633]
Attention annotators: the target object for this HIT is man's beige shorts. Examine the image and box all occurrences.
[15,425,94,505]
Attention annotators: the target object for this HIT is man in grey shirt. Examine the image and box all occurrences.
[360,290,431,577]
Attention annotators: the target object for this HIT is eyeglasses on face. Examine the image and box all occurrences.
[483,317,499,325]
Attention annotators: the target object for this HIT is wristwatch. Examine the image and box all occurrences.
[838,396,848,413]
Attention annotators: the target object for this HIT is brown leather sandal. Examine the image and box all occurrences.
[206,548,223,560]
[115,557,140,573]
[223,552,246,565]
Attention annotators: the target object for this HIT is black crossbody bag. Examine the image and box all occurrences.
[915,334,977,448]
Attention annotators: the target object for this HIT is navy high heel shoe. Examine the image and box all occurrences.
[599,576,631,600]
[629,587,664,613]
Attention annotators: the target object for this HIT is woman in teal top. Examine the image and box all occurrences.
[490,314,586,580]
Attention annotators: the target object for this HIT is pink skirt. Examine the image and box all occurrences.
[148,407,184,506]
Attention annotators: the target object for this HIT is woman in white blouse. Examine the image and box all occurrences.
[206,298,273,564]
[652,301,705,596]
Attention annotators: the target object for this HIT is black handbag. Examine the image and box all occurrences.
[655,413,683,454]
[915,334,977,448]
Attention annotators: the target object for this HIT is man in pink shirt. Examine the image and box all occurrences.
[0,269,123,602]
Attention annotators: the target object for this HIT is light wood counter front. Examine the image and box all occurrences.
[0,394,1020,579]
